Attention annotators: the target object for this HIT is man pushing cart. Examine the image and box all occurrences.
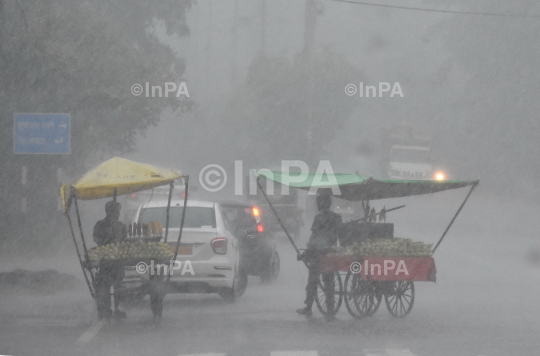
[254,170,479,319]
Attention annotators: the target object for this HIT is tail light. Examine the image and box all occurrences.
[257,224,264,233]
[252,206,261,224]
[211,237,227,255]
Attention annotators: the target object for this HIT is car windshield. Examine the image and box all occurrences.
[390,148,431,164]
[138,206,216,228]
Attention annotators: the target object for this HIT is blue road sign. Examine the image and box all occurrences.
[14,113,71,154]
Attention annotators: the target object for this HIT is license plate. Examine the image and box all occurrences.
[178,245,192,255]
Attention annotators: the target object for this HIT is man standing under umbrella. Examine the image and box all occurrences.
[297,194,342,317]
[93,200,127,320]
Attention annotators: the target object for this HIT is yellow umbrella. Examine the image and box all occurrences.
[61,157,182,213]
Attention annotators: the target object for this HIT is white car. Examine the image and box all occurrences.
[126,199,247,302]
[118,178,186,223]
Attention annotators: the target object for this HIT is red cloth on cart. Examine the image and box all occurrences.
[319,254,357,273]
[320,255,436,282]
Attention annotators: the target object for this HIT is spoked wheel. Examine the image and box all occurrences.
[384,281,415,318]
[344,272,382,319]
[315,272,343,317]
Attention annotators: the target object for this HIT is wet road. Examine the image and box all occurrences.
[1,193,539,356]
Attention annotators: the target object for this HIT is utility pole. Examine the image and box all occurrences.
[205,0,213,92]
[261,0,267,53]
[231,0,239,83]
[303,0,316,164]
[303,0,316,56]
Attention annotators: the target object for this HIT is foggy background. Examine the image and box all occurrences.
[127,0,540,199]
[0,1,539,355]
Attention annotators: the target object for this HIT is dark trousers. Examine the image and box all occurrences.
[304,249,335,311]
[95,263,125,317]
[148,275,166,318]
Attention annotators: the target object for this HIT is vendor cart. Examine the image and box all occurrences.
[316,254,436,318]
[60,157,191,320]
[254,171,479,319]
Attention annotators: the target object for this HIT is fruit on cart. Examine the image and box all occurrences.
[344,238,433,257]
[88,240,174,262]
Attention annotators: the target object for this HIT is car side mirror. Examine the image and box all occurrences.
[235,228,248,238]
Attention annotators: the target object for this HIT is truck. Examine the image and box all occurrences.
[381,124,441,180]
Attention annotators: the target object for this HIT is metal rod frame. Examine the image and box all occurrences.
[256,177,301,256]
[73,194,94,286]
[432,181,479,254]
[169,176,189,282]
[255,178,329,292]
[65,212,95,298]
[164,181,174,243]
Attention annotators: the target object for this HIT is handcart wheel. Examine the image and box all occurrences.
[384,281,415,318]
[315,272,343,317]
[344,272,381,319]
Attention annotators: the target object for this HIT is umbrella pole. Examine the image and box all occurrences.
[168,176,189,282]
[256,179,327,291]
[432,181,479,254]
[65,211,95,298]
[73,195,93,285]
[163,181,174,243]
[256,178,301,256]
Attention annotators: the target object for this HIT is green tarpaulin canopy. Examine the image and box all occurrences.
[255,171,479,201]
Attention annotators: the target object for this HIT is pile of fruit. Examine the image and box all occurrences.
[345,238,433,257]
[88,240,174,262]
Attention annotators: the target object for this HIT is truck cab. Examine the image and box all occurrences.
[388,145,433,180]
[381,124,441,181]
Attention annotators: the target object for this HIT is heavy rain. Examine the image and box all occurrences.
[0,1,539,355]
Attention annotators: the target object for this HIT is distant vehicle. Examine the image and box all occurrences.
[245,170,304,239]
[128,199,246,303]
[381,124,445,180]
[220,202,280,283]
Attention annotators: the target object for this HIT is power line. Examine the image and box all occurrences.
[329,0,540,18]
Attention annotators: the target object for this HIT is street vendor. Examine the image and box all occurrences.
[93,200,128,320]
[296,194,342,317]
